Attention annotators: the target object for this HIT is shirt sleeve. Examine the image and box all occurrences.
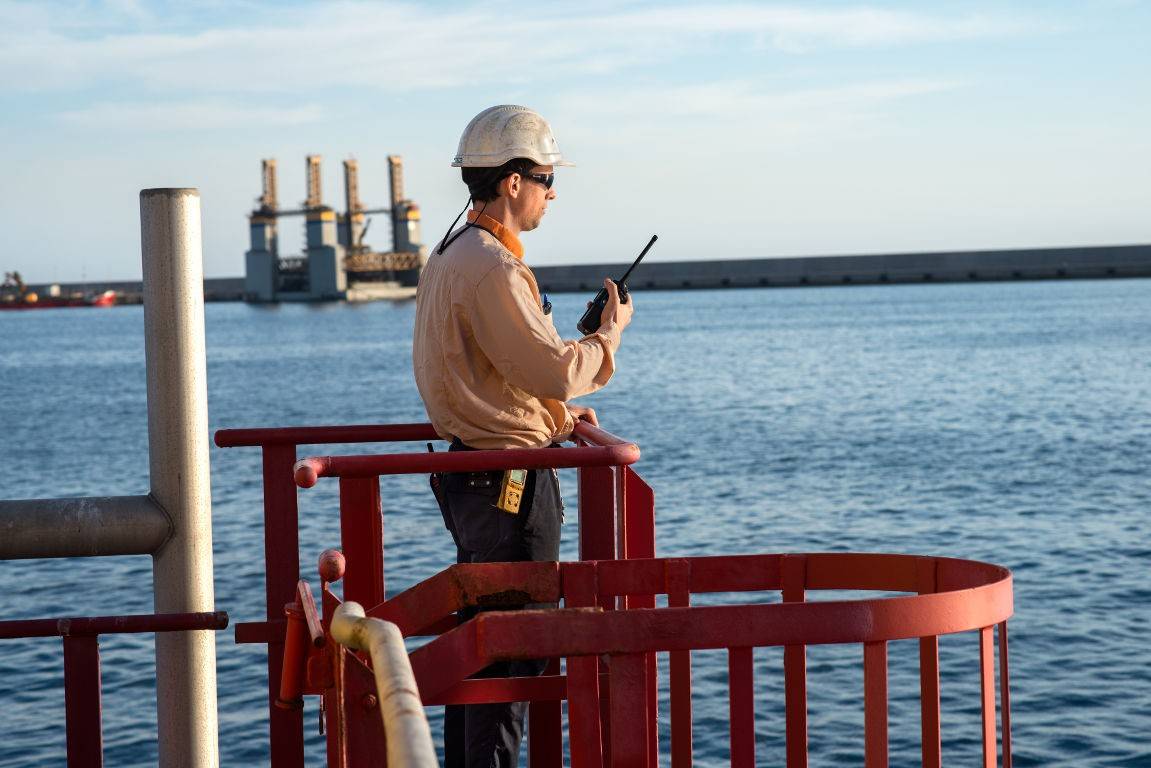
[470,259,620,402]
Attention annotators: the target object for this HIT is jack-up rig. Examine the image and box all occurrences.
[244,155,426,302]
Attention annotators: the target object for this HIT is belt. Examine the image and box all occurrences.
[446,438,500,486]
[449,437,476,452]
[450,438,562,451]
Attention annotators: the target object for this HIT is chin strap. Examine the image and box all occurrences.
[435,197,494,256]
[438,164,520,256]
[436,196,471,256]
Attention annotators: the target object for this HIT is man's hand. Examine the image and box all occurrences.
[568,405,598,427]
[598,278,634,332]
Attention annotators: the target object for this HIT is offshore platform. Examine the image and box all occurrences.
[244,155,425,302]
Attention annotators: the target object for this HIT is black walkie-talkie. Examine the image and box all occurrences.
[577,235,657,335]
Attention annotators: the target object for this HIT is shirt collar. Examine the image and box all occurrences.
[466,210,524,260]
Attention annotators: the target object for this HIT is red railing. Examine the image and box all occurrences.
[422,554,1012,768]
[214,421,652,768]
[216,424,439,766]
[292,551,1011,767]
[218,422,1013,767]
[0,611,229,768]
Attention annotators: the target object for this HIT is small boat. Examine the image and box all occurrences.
[0,271,116,310]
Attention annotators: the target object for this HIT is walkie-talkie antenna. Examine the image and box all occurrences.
[576,234,659,335]
[618,235,657,284]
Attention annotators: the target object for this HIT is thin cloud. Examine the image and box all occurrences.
[1,2,1049,94]
[592,5,1039,49]
[58,101,325,130]
[556,77,962,142]
[600,78,961,115]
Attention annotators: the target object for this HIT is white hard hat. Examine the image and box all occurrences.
[451,105,574,168]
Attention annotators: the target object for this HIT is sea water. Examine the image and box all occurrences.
[1,279,1149,766]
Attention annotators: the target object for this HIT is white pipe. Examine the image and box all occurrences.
[0,496,170,559]
[331,602,439,768]
[140,188,220,768]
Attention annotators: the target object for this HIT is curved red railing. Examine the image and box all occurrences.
[347,553,1010,644]
[410,555,1012,658]
[305,551,1012,768]
[409,553,1012,768]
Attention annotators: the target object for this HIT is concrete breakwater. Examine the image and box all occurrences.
[20,243,1151,303]
[533,243,1151,293]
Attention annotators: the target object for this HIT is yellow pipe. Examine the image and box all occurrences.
[330,602,438,767]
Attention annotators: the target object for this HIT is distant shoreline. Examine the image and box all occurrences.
[20,243,1151,303]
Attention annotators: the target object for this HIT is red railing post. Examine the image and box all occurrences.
[528,658,563,766]
[63,635,103,768]
[728,646,755,768]
[609,653,649,767]
[998,621,1012,768]
[979,626,997,768]
[277,602,310,710]
[338,650,390,768]
[576,459,620,762]
[665,559,693,768]
[261,443,304,768]
[336,476,385,767]
[621,467,655,563]
[578,465,616,562]
[615,467,628,563]
[619,467,658,767]
[864,641,889,768]
[321,585,345,768]
[782,554,808,768]
[917,558,942,768]
[564,562,604,768]
[338,477,384,609]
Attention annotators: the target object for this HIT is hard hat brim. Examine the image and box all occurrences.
[451,156,575,168]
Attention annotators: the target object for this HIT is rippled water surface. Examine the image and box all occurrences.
[2,279,1150,766]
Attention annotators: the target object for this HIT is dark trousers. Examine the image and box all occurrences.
[433,444,563,768]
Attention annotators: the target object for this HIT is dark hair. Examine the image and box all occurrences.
[461,157,538,202]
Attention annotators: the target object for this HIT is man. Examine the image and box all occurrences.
[412,104,634,767]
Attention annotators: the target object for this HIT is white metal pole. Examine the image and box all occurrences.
[140,188,220,768]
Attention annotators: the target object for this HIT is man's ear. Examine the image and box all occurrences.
[502,173,521,199]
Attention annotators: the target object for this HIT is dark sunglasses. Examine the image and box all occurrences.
[521,172,554,190]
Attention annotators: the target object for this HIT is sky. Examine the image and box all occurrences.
[1,0,1148,282]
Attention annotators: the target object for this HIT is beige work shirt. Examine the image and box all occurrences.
[413,211,621,449]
